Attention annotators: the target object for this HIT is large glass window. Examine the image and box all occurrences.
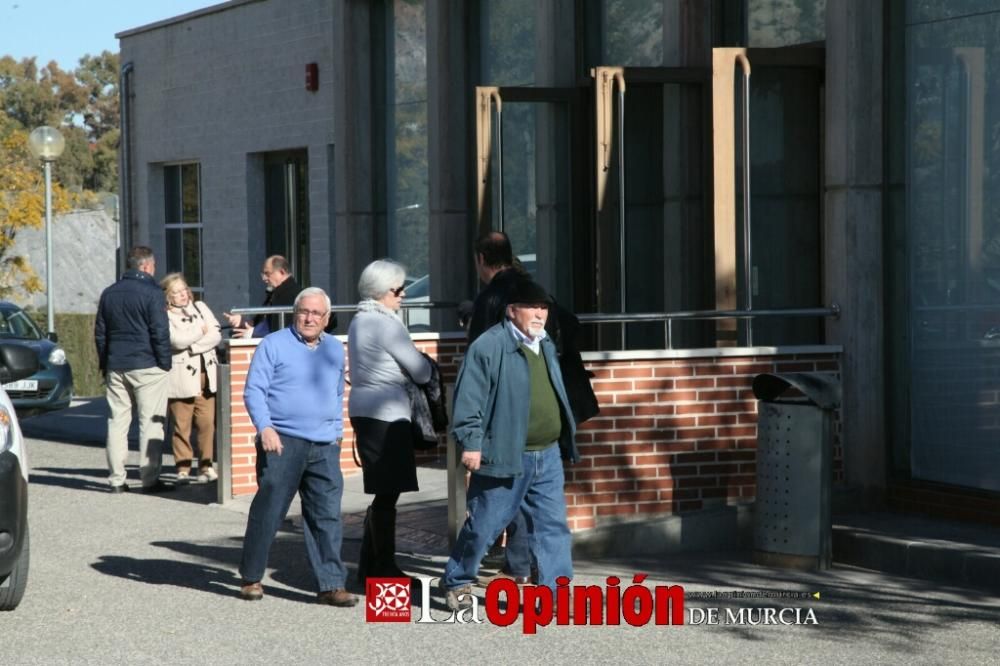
[481,0,536,86]
[748,0,826,47]
[601,0,665,66]
[388,0,429,279]
[164,163,202,292]
[894,3,1000,492]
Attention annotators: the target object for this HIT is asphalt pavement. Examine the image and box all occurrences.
[3,399,998,665]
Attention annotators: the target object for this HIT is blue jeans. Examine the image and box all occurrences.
[444,444,572,590]
[239,434,347,592]
[503,510,532,577]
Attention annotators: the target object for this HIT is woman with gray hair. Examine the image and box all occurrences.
[348,259,430,583]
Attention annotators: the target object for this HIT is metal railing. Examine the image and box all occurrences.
[579,305,840,350]
[229,302,839,349]
[229,301,461,331]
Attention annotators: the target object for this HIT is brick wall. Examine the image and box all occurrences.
[228,338,840,532]
[228,335,465,497]
[565,352,841,531]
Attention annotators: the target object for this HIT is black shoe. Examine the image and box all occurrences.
[141,480,175,494]
[109,484,129,494]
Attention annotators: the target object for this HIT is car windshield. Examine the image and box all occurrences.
[404,275,429,299]
[0,308,43,340]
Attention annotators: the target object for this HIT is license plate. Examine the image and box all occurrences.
[3,380,37,391]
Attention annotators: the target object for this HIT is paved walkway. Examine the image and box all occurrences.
[9,398,999,665]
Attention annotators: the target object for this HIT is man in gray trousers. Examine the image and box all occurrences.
[95,246,173,494]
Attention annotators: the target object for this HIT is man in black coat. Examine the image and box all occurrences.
[469,232,599,422]
[224,255,336,338]
[95,246,173,493]
[225,256,300,338]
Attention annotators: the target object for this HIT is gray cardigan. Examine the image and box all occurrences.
[347,309,431,422]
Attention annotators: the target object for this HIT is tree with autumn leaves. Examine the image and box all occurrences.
[0,131,72,299]
[0,51,118,298]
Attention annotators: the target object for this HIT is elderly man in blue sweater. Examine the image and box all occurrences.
[238,287,357,607]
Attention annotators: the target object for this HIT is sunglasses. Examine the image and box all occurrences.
[389,285,406,297]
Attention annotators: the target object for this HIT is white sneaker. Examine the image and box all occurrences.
[197,467,218,482]
[176,471,191,483]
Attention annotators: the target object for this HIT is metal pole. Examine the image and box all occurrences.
[216,361,232,504]
[44,160,54,336]
[618,86,626,344]
[496,104,504,232]
[741,68,753,347]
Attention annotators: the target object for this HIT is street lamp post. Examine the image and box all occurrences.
[27,126,65,337]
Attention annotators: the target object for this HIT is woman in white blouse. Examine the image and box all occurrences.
[161,273,222,483]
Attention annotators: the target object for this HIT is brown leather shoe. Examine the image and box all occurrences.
[240,581,264,601]
[317,588,358,607]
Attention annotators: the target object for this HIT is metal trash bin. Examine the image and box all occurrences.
[751,372,840,570]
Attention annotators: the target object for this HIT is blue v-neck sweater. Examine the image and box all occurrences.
[244,327,345,443]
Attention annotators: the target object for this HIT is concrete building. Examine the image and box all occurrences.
[117,0,1000,552]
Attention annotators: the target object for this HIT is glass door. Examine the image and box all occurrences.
[475,86,584,308]
[264,150,310,283]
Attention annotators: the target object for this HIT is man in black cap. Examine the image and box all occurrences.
[441,278,578,611]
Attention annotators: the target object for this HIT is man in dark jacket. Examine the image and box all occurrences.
[225,256,301,338]
[224,255,337,338]
[467,232,525,342]
[95,246,172,493]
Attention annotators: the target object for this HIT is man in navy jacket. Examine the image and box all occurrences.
[95,246,172,493]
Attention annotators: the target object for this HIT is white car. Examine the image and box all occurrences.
[402,254,536,332]
[0,344,39,611]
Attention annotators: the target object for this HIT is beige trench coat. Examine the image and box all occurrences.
[166,300,222,399]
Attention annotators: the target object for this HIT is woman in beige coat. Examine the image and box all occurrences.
[161,273,222,482]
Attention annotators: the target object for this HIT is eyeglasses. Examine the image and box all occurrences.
[389,285,406,297]
[295,309,328,319]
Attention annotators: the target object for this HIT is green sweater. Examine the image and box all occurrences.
[522,345,561,449]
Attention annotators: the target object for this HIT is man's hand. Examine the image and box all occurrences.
[223,312,241,328]
[260,427,283,455]
[461,450,481,472]
[232,322,253,338]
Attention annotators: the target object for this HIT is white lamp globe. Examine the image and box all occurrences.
[27,126,65,161]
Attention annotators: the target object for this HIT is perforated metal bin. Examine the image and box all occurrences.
[751,372,841,571]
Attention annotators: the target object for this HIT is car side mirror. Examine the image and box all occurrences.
[0,344,40,385]
[47,331,58,343]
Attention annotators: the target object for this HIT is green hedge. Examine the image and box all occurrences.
[28,311,103,398]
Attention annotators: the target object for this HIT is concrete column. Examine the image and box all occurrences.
[534,0,575,301]
[824,1,886,502]
[332,0,383,307]
[427,0,474,320]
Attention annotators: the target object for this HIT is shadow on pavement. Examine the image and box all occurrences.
[30,465,222,504]
[579,553,1000,651]
[20,398,108,445]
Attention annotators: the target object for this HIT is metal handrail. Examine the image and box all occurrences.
[229,303,838,349]
[579,305,839,349]
[229,302,461,330]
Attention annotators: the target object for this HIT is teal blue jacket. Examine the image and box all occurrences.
[451,320,579,477]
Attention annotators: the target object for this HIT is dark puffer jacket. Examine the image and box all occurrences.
[95,270,171,372]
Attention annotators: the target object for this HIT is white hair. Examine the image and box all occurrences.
[357,259,406,300]
[294,287,331,312]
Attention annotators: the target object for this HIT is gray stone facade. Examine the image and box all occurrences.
[118,0,337,319]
